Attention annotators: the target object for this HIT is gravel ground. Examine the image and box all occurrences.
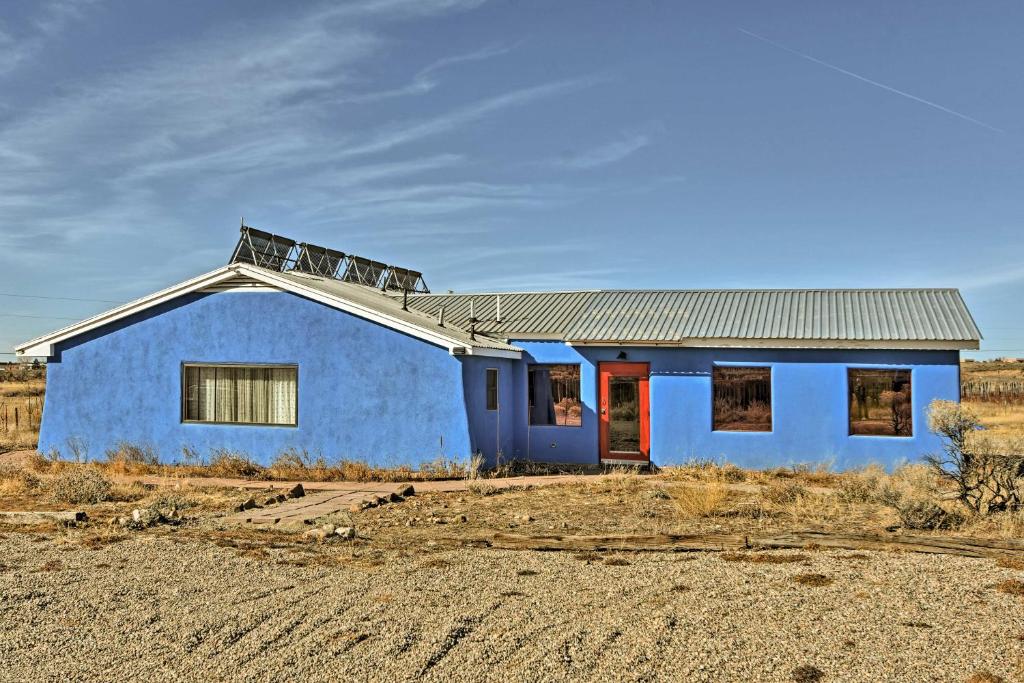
[0,530,1021,682]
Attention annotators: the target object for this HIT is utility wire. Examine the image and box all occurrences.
[0,292,123,304]
[0,313,80,321]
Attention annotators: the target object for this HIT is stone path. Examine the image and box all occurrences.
[227,485,410,526]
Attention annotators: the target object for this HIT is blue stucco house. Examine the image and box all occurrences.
[17,228,981,471]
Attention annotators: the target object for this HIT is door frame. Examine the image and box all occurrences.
[598,361,650,463]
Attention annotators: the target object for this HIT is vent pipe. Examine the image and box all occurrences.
[438,306,445,327]
[495,294,502,323]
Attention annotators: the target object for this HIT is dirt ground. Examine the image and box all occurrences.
[0,469,1023,682]
[1,528,1022,683]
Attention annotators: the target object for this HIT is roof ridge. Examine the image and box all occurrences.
[407,287,964,297]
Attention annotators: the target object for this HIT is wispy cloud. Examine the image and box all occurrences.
[340,42,515,104]
[554,132,651,169]
[737,28,1004,133]
[0,0,98,76]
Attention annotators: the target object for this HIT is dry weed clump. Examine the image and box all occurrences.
[762,480,808,505]
[207,449,265,479]
[720,552,809,564]
[104,441,159,473]
[790,665,825,683]
[995,557,1024,570]
[996,579,1024,596]
[793,573,832,587]
[50,467,112,504]
[965,672,1006,683]
[670,482,730,518]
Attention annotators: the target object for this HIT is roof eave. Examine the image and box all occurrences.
[565,338,980,350]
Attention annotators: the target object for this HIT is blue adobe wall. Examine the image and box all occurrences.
[460,356,517,466]
[511,341,960,470]
[40,291,474,466]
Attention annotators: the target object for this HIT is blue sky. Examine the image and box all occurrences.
[1,0,1022,358]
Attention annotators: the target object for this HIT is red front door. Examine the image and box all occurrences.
[598,362,650,463]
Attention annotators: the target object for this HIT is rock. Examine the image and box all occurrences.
[395,484,415,498]
[348,502,364,514]
[560,521,569,529]
[276,494,287,503]
[287,483,305,499]
[117,516,130,527]
[131,508,161,527]
[514,514,534,523]
[431,517,445,525]
[264,497,279,507]
[455,514,468,523]
[389,492,404,503]
[335,526,355,539]
[303,528,328,542]
[375,495,388,506]
[238,497,258,511]
[321,523,336,535]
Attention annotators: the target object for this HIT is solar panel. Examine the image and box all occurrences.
[293,243,345,278]
[383,266,427,293]
[228,225,429,293]
[341,255,388,287]
[229,226,297,272]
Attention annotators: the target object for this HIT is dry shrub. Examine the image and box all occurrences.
[38,559,63,572]
[720,552,809,564]
[670,483,729,518]
[925,400,1024,515]
[995,557,1024,570]
[104,441,159,473]
[603,557,630,566]
[996,579,1024,596]
[268,448,329,480]
[50,467,112,504]
[207,449,265,479]
[793,573,832,587]
[835,464,888,503]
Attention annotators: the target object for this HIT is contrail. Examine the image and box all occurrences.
[737,28,1004,133]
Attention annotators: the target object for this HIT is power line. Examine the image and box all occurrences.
[0,313,80,321]
[0,292,123,304]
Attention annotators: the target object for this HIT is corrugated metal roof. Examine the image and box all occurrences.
[403,288,980,347]
[403,291,599,337]
[274,271,520,352]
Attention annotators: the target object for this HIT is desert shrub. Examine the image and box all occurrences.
[835,464,888,503]
[50,467,112,504]
[670,483,729,517]
[268,448,329,479]
[207,449,264,478]
[924,400,1024,514]
[0,464,42,494]
[105,441,159,466]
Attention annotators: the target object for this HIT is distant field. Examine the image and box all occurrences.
[0,365,45,454]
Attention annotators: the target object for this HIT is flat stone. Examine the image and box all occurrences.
[395,484,415,497]
[287,483,305,499]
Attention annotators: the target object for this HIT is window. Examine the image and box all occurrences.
[848,369,912,436]
[182,364,297,426]
[486,368,499,411]
[528,364,582,426]
[712,366,772,432]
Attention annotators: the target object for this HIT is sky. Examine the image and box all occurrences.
[1,0,1022,358]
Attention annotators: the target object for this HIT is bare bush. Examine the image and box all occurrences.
[50,467,112,504]
[208,449,265,479]
[105,441,159,466]
[924,400,1024,514]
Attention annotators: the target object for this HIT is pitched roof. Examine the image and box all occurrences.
[403,288,981,349]
[16,264,520,358]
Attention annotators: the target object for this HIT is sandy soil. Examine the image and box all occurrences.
[1,528,1021,683]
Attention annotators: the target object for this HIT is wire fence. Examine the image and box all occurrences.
[961,379,1024,405]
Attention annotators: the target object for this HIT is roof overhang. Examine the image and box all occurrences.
[566,337,979,350]
[16,263,522,359]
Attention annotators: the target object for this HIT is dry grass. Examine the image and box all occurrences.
[670,482,730,518]
[49,467,112,505]
[720,552,809,564]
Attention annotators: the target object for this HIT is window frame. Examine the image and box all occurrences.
[180,362,299,428]
[710,364,773,433]
[846,366,913,438]
[527,363,583,428]
[485,367,499,411]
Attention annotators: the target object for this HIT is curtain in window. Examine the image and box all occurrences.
[184,365,296,425]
